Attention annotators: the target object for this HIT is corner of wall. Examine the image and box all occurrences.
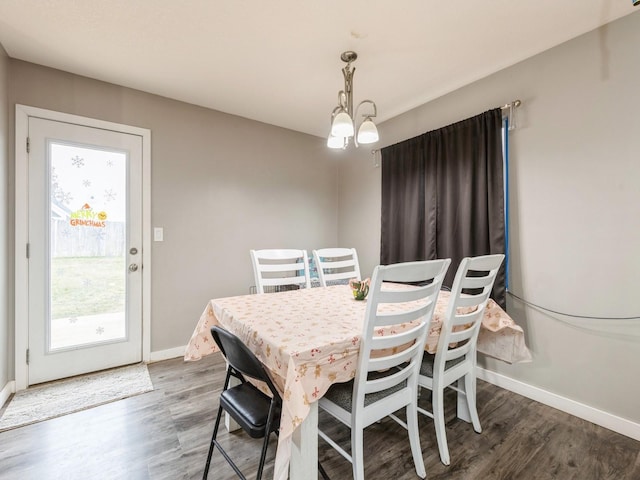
[0,41,11,389]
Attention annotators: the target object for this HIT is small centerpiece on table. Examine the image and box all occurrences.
[349,278,370,301]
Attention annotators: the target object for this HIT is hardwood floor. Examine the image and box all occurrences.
[0,354,638,479]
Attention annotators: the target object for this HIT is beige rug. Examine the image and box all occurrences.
[0,363,154,432]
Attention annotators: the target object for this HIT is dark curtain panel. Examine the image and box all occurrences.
[381,108,506,308]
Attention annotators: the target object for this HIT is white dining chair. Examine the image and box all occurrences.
[312,247,361,287]
[417,253,505,466]
[250,249,311,294]
[318,258,451,480]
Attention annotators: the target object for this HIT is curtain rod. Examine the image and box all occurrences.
[501,99,521,110]
[371,99,522,166]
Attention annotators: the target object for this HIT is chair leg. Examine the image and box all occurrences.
[256,403,279,480]
[406,402,427,479]
[255,432,272,480]
[432,385,450,466]
[351,425,365,480]
[203,406,225,479]
[464,373,482,433]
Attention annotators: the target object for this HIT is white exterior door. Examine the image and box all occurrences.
[26,116,144,385]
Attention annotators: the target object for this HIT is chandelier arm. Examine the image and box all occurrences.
[354,100,377,119]
[342,65,355,118]
[330,105,343,119]
[337,91,348,110]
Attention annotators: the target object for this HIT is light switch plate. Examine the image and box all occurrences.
[154,227,164,242]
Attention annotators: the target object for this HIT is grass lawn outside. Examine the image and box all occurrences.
[51,256,126,319]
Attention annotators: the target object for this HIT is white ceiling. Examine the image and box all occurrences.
[0,1,637,138]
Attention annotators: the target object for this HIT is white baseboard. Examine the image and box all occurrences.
[477,367,640,442]
[149,345,186,363]
[1,380,16,408]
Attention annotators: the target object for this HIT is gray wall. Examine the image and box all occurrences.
[3,9,639,428]
[7,60,339,355]
[0,43,9,389]
[338,12,640,423]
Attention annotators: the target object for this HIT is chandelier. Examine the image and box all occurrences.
[327,51,379,149]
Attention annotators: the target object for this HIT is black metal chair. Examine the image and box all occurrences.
[204,326,330,480]
[204,326,283,480]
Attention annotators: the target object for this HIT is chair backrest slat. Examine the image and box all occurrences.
[376,281,439,303]
[369,322,426,351]
[448,322,481,344]
[444,340,473,361]
[260,275,308,287]
[313,248,361,287]
[258,263,305,273]
[364,364,413,395]
[460,275,496,290]
[451,308,484,327]
[374,302,435,328]
[455,293,491,309]
[368,336,425,375]
[251,249,311,294]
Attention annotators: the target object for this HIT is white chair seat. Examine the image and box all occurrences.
[419,352,464,378]
[322,370,408,413]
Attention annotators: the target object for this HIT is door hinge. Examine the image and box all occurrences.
[26,243,30,259]
[26,137,30,153]
[26,349,30,365]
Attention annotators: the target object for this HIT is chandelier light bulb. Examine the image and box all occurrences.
[331,111,354,137]
[327,134,345,149]
[357,117,379,144]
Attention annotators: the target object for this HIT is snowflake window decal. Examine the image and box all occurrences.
[104,189,116,202]
[96,326,105,335]
[71,155,85,168]
[53,189,73,205]
[82,179,91,188]
[106,159,114,167]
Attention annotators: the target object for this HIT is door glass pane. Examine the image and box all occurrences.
[49,142,127,351]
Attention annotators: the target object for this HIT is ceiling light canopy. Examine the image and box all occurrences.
[327,51,379,149]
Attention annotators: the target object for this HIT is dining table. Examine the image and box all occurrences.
[184,284,531,480]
